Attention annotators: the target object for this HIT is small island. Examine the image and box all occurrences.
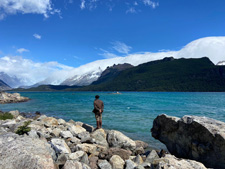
[0,92,30,104]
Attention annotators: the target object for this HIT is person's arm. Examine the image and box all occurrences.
[94,102,100,111]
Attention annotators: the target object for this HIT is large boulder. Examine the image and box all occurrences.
[99,147,132,161]
[0,133,55,169]
[41,117,59,127]
[68,125,86,136]
[152,154,207,169]
[9,110,20,118]
[151,114,225,169]
[62,160,82,169]
[109,155,125,169]
[91,128,109,147]
[75,143,107,156]
[50,138,71,154]
[107,130,136,151]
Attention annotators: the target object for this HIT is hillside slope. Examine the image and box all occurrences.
[81,57,225,92]
[0,80,11,91]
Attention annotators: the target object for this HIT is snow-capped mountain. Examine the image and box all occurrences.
[217,61,225,65]
[0,72,23,88]
[61,67,103,86]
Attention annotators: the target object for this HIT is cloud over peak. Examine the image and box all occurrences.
[0,0,59,19]
[112,41,132,54]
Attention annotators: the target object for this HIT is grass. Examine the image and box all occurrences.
[16,121,31,135]
[0,112,13,120]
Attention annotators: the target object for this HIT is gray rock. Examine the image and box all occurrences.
[81,152,89,165]
[135,165,145,169]
[109,155,125,169]
[41,117,59,128]
[28,129,39,138]
[133,154,143,165]
[68,119,76,125]
[63,160,82,169]
[60,131,73,139]
[56,153,69,166]
[68,125,86,136]
[145,150,159,163]
[107,130,136,151]
[89,156,99,169]
[153,154,206,169]
[68,150,84,160]
[9,110,20,118]
[151,114,225,169]
[76,143,107,156]
[70,137,81,144]
[82,123,95,133]
[78,131,92,143]
[98,160,112,169]
[37,115,47,121]
[0,133,55,169]
[50,138,71,154]
[51,128,62,137]
[140,162,151,169]
[58,118,66,125]
[82,163,91,169]
[125,159,137,169]
[103,147,132,161]
[135,140,148,149]
[0,127,8,134]
[2,120,16,129]
[91,128,109,147]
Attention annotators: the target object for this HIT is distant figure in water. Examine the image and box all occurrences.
[93,95,104,129]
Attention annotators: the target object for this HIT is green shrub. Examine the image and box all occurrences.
[16,121,31,135]
[0,112,13,120]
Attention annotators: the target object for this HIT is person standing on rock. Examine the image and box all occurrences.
[93,95,104,129]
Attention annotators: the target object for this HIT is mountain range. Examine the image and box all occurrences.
[1,37,225,88]
[17,57,225,92]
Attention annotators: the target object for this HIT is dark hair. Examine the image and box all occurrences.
[95,95,100,99]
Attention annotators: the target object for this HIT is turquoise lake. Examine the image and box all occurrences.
[1,92,225,149]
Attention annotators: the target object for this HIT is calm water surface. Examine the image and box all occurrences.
[1,92,225,149]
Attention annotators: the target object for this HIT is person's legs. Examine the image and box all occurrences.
[96,120,100,129]
[99,120,102,128]
[95,114,100,129]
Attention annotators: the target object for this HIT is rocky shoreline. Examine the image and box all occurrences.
[0,92,30,104]
[0,110,209,169]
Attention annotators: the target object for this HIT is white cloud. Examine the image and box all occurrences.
[111,41,132,54]
[80,0,86,9]
[79,0,158,12]
[0,55,73,86]
[99,48,120,59]
[142,0,159,8]
[0,0,60,19]
[33,33,41,39]
[126,7,137,14]
[17,48,29,53]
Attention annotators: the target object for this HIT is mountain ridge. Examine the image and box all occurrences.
[14,57,225,92]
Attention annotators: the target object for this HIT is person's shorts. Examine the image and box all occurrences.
[95,113,102,121]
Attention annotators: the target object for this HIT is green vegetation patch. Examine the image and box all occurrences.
[0,112,13,120]
[16,121,31,135]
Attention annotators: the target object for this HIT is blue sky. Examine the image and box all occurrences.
[0,0,225,67]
